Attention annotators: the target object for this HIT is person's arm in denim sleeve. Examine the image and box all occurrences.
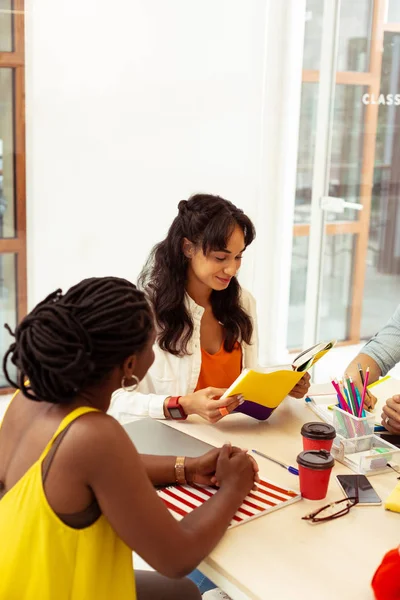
[346,305,400,410]
[360,304,400,377]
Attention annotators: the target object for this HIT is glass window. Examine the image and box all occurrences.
[303,0,373,72]
[290,2,398,351]
[388,0,400,23]
[0,253,17,388]
[319,234,356,341]
[288,234,357,348]
[295,83,318,224]
[0,68,15,238]
[294,83,367,225]
[337,0,373,72]
[361,33,400,340]
[329,84,367,220]
[0,0,13,52]
[304,0,324,71]
[288,236,309,349]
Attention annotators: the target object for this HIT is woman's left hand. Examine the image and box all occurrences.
[186,446,259,487]
[289,372,311,399]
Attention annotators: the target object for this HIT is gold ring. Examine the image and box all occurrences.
[219,407,230,417]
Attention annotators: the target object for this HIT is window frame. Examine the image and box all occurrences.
[0,0,26,394]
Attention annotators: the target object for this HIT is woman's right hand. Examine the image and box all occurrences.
[344,368,378,411]
[179,387,244,423]
[215,444,257,497]
[350,376,378,411]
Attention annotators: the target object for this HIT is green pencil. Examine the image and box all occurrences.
[346,376,357,415]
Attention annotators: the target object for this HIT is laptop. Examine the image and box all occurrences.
[123,418,214,457]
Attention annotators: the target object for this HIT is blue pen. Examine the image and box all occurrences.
[251,449,299,475]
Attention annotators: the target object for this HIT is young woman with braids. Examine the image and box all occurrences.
[0,277,258,600]
[111,194,310,424]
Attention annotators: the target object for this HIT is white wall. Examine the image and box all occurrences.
[25,0,269,303]
[25,0,305,363]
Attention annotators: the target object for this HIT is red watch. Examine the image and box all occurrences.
[166,396,187,420]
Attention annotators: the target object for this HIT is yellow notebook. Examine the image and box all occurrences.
[222,340,336,409]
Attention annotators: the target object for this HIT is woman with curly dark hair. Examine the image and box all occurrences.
[111,194,310,424]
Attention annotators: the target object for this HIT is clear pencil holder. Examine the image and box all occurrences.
[332,406,375,439]
[332,434,400,475]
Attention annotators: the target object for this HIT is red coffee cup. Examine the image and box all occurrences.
[296,449,335,500]
[301,422,336,452]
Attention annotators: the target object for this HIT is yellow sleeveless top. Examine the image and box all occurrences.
[0,406,136,600]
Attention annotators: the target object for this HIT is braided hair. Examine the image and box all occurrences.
[2,277,153,404]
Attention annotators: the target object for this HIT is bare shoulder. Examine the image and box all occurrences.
[66,411,130,445]
[63,411,138,468]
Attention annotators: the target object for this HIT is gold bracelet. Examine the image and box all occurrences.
[175,456,187,485]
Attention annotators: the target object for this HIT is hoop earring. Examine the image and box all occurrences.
[121,375,139,393]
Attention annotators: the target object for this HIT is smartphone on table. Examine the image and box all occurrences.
[336,474,382,506]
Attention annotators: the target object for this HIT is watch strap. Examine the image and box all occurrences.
[175,456,187,485]
[167,396,187,420]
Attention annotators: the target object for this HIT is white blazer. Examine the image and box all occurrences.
[109,289,259,419]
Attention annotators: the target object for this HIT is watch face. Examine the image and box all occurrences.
[170,407,183,419]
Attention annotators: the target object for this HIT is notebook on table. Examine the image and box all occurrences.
[157,478,301,529]
[124,420,302,526]
[123,418,214,457]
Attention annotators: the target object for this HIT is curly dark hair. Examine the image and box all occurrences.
[2,277,153,404]
[139,194,256,356]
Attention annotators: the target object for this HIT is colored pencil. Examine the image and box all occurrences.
[343,388,352,414]
[361,367,370,413]
[358,362,372,399]
[350,378,358,414]
[346,376,357,414]
[331,379,349,412]
[355,387,365,418]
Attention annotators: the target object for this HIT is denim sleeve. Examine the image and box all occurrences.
[361,304,400,376]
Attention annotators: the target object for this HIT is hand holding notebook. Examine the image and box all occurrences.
[221,340,335,414]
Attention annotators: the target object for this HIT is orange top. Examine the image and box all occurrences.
[195,342,242,391]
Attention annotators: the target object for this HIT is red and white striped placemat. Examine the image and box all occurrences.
[157,478,301,528]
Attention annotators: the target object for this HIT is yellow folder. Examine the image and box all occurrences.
[385,481,400,513]
[222,340,335,409]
